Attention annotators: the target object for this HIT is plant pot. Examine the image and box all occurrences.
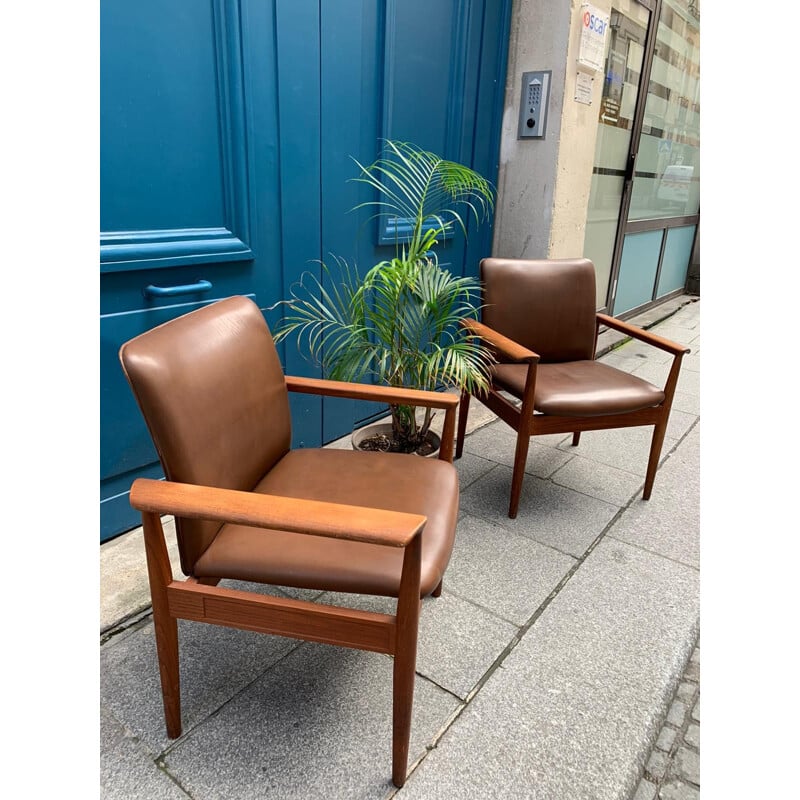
[351,422,441,458]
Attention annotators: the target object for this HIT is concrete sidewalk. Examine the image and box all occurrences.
[100,296,700,800]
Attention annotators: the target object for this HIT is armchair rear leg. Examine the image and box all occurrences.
[455,391,471,459]
[643,421,668,500]
[572,432,581,446]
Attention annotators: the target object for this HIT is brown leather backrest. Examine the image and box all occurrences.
[119,296,292,574]
[481,257,597,363]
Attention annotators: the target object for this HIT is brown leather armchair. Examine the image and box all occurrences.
[455,257,690,518]
[119,296,461,788]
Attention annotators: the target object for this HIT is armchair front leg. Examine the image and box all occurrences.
[509,359,539,519]
[595,313,690,500]
[392,531,422,787]
[141,510,181,738]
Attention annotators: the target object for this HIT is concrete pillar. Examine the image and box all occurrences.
[492,1,614,261]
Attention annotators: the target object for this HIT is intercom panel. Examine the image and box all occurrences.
[517,70,551,139]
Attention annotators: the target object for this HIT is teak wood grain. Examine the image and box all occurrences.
[130,478,427,547]
[168,581,397,654]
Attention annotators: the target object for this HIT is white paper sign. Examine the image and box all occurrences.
[574,72,594,105]
[578,3,610,73]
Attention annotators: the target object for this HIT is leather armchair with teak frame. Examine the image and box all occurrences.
[119,295,461,788]
[455,257,690,519]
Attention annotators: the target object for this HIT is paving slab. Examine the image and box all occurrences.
[161,642,460,800]
[444,513,576,626]
[644,323,698,343]
[555,426,679,477]
[609,424,700,569]
[550,454,645,506]
[670,389,701,417]
[611,339,676,365]
[501,539,700,693]
[598,349,659,373]
[101,707,191,800]
[100,516,181,633]
[453,450,499,490]
[681,353,700,372]
[318,588,518,699]
[461,420,574,477]
[675,368,700,396]
[101,604,301,754]
[458,464,620,557]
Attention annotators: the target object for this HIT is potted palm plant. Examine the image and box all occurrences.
[274,140,495,455]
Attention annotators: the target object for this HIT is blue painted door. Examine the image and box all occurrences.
[100,0,512,541]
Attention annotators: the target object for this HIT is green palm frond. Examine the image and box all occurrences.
[351,140,494,262]
[275,141,496,450]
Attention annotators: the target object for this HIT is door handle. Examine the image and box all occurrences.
[624,152,636,183]
[143,280,213,298]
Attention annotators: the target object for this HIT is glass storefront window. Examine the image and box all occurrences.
[628,0,700,221]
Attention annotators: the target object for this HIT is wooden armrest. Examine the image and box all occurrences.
[596,313,690,357]
[460,319,539,363]
[129,478,426,547]
[285,375,460,409]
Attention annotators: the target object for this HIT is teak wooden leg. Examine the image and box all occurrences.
[142,511,182,738]
[508,430,531,519]
[392,534,422,788]
[643,420,667,500]
[153,609,181,738]
[455,391,471,460]
[431,579,443,598]
[572,431,581,446]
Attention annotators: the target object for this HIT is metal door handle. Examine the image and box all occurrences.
[624,152,636,183]
[143,280,213,298]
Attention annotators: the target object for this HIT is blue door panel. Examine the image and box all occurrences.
[101,0,254,276]
[101,0,224,232]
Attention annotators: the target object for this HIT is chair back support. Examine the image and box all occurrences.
[481,257,597,363]
[119,296,292,574]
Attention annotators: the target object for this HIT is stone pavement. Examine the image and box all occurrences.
[100,296,700,799]
[633,641,700,800]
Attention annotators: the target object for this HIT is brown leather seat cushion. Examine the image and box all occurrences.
[493,361,665,417]
[193,448,459,597]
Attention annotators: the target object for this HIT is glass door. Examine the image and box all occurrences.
[583,0,653,311]
[583,0,701,317]
[615,0,700,315]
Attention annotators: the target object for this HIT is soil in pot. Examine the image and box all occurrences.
[353,424,440,457]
